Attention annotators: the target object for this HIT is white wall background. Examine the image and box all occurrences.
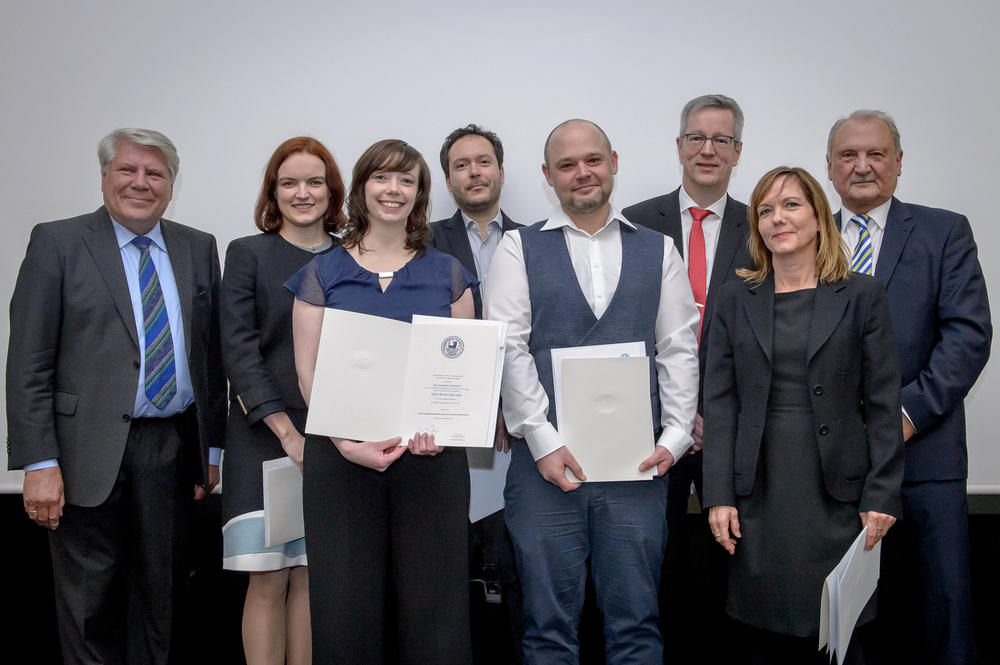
[1,0,997,491]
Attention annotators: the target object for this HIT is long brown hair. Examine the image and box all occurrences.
[254,137,346,234]
[341,139,431,255]
[738,166,849,285]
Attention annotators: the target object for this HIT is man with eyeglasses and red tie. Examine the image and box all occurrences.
[622,93,751,663]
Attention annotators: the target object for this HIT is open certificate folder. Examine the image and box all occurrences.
[304,309,506,447]
[262,457,304,548]
[819,527,881,664]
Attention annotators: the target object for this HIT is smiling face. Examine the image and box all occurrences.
[446,134,504,216]
[274,151,330,231]
[364,164,420,226]
[542,121,618,219]
[756,175,819,261]
[827,116,902,214]
[101,140,174,234]
[678,107,741,200]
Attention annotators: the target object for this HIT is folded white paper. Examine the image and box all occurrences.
[262,457,304,548]
[819,527,881,663]
[305,309,505,447]
[558,354,655,483]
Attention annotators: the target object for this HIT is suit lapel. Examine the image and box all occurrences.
[743,274,774,363]
[161,220,193,356]
[500,211,519,232]
[875,197,914,286]
[81,208,140,349]
[659,188,684,256]
[807,281,848,364]
[443,210,477,276]
[709,196,745,293]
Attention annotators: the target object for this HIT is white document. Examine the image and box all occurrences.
[400,315,506,447]
[819,527,881,663]
[262,457,304,548]
[467,448,511,522]
[550,342,647,430]
[558,355,655,483]
[305,309,505,447]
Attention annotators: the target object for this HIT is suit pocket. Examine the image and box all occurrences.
[54,391,78,416]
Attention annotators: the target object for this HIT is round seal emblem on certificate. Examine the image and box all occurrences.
[441,336,465,359]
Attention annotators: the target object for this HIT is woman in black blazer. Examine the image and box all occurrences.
[220,137,345,665]
[703,166,904,663]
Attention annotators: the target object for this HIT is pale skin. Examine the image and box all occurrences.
[708,175,894,554]
[292,164,474,470]
[23,141,217,528]
[534,120,677,491]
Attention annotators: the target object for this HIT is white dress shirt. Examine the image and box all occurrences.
[484,206,700,463]
[838,198,892,270]
[677,188,728,295]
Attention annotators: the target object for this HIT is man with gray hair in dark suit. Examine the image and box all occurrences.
[7,127,226,665]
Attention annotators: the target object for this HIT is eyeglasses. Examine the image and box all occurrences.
[682,134,738,149]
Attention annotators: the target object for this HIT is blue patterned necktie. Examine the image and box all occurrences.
[849,214,874,275]
[132,236,177,409]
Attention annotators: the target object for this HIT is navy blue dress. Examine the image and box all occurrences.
[285,245,477,665]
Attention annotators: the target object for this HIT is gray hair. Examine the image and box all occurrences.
[680,94,744,142]
[98,128,180,182]
[827,110,902,158]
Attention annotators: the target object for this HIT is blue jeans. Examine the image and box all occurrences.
[504,442,668,665]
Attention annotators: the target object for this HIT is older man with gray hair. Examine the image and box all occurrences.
[7,128,226,665]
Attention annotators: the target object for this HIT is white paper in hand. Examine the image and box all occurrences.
[262,457,304,548]
[819,526,881,663]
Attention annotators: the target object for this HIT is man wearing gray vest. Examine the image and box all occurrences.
[484,119,700,664]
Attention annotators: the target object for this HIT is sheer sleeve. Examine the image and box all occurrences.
[284,257,328,306]
[449,257,478,303]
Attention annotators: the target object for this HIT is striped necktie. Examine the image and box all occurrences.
[132,236,177,409]
[849,214,874,275]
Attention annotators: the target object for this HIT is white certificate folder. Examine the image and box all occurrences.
[305,309,505,447]
[262,457,304,548]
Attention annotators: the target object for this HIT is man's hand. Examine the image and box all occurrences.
[688,414,704,454]
[639,446,675,477]
[902,414,916,442]
[195,464,220,500]
[494,406,510,453]
[536,446,585,492]
[23,466,64,530]
[333,437,407,471]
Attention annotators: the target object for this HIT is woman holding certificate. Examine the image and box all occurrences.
[703,166,904,662]
[286,139,476,664]
[220,137,344,664]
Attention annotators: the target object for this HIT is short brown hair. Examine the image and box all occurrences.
[342,139,431,255]
[254,137,346,234]
[738,166,849,285]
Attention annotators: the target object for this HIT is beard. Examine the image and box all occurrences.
[454,180,501,214]
[563,187,611,215]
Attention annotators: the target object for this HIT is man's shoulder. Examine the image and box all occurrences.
[893,198,968,229]
[31,208,107,238]
[161,217,217,245]
[621,189,679,221]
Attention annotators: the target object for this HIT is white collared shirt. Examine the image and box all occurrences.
[838,198,893,270]
[484,206,700,462]
[679,188,728,294]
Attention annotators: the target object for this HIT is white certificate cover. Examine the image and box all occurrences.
[304,309,505,447]
[550,342,647,430]
[305,308,410,442]
[262,457,304,548]
[559,356,655,483]
[819,527,881,664]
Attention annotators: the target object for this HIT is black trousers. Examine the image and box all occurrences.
[48,415,193,665]
[303,435,472,665]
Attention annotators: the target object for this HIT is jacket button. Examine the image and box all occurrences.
[133,360,141,370]
[122,414,131,423]
[819,424,829,435]
[813,385,824,395]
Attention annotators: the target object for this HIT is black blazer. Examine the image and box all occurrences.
[6,207,227,506]
[837,199,992,482]
[702,273,904,516]
[430,209,520,319]
[622,188,751,410]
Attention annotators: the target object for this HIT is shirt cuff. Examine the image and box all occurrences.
[656,425,693,462]
[23,459,59,472]
[523,422,563,461]
[209,447,222,466]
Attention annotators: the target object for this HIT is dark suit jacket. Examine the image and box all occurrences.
[430,209,520,319]
[702,273,904,516]
[6,206,227,507]
[622,188,751,411]
[837,198,992,482]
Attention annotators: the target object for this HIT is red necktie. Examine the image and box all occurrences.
[688,207,710,343]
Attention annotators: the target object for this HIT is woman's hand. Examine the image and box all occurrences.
[408,432,443,456]
[280,430,306,472]
[860,510,896,551]
[332,436,406,472]
[708,505,741,555]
